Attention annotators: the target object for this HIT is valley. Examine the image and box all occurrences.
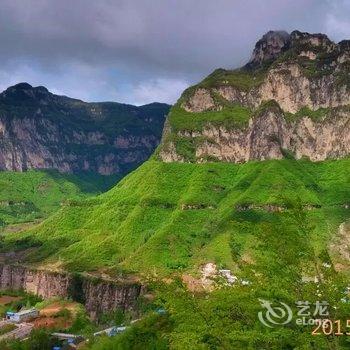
[0,29,350,349]
[0,169,119,227]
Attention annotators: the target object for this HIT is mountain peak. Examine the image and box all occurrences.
[1,82,52,102]
[158,29,350,164]
[290,30,332,46]
[10,82,33,90]
[35,85,49,93]
[246,30,339,69]
[246,30,291,68]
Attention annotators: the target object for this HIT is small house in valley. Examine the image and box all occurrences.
[6,308,39,323]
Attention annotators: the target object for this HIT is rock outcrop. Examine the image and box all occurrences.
[246,30,291,68]
[0,264,141,319]
[162,106,349,163]
[0,83,170,175]
[159,30,350,163]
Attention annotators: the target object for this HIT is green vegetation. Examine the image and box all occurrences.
[0,170,119,227]
[164,94,339,162]
[87,313,170,350]
[0,290,42,317]
[84,201,350,349]
[168,103,252,133]
[168,68,264,135]
[285,106,330,122]
[0,324,16,336]
[0,329,56,350]
[3,158,348,276]
[163,99,252,161]
[196,68,266,92]
[68,309,96,335]
[165,67,265,137]
[271,41,340,79]
[2,34,350,350]
[0,84,170,188]
[0,158,348,348]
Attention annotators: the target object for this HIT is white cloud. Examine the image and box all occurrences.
[0,61,119,102]
[0,64,39,92]
[131,78,189,105]
[0,63,188,106]
[325,0,350,41]
[0,0,349,104]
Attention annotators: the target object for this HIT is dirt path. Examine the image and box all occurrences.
[40,302,79,317]
[0,295,22,305]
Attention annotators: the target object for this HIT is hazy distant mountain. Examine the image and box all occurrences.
[0,82,170,175]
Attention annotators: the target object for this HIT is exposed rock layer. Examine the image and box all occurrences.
[163,108,349,163]
[0,264,141,319]
[159,30,350,163]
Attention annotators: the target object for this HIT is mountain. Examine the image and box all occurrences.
[0,83,170,175]
[158,30,350,163]
[7,158,348,274]
[2,31,350,348]
[4,30,349,274]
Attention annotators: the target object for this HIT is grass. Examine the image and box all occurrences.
[0,170,119,227]
[196,68,266,92]
[0,290,42,318]
[163,101,252,161]
[0,324,16,336]
[285,106,330,122]
[173,68,266,129]
[3,157,349,275]
[168,103,252,133]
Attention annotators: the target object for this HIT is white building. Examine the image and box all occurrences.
[6,309,39,323]
[94,326,127,337]
[218,269,238,284]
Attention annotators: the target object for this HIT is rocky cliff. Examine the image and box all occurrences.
[159,30,350,163]
[0,264,141,319]
[0,83,170,175]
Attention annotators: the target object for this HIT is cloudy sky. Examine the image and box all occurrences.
[0,0,349,105]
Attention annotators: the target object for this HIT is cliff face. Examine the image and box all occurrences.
[0,264,141,319]
[246,30,291,68]
[0,83,170,175]
[162,106,350,163]
[159,30,350,163]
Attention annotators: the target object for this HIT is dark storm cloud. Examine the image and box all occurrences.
[0,0,349,104]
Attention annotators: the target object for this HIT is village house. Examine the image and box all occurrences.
[6,309,39,323]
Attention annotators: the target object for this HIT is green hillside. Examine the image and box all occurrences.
[3,157,349,349]
[0,170,119,228]
[5,158,349,275]
[2,30,350,350]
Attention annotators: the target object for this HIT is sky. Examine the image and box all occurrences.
[0,0,349,105]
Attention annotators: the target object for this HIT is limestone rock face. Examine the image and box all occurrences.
[183,88,216,112]
[198,109,349,162]
[162,108,350,163]
[0,264,141,319]
[181,62,350,115]
[159,30,350,163]
[247,30,290,68]
[0,83,170,175]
